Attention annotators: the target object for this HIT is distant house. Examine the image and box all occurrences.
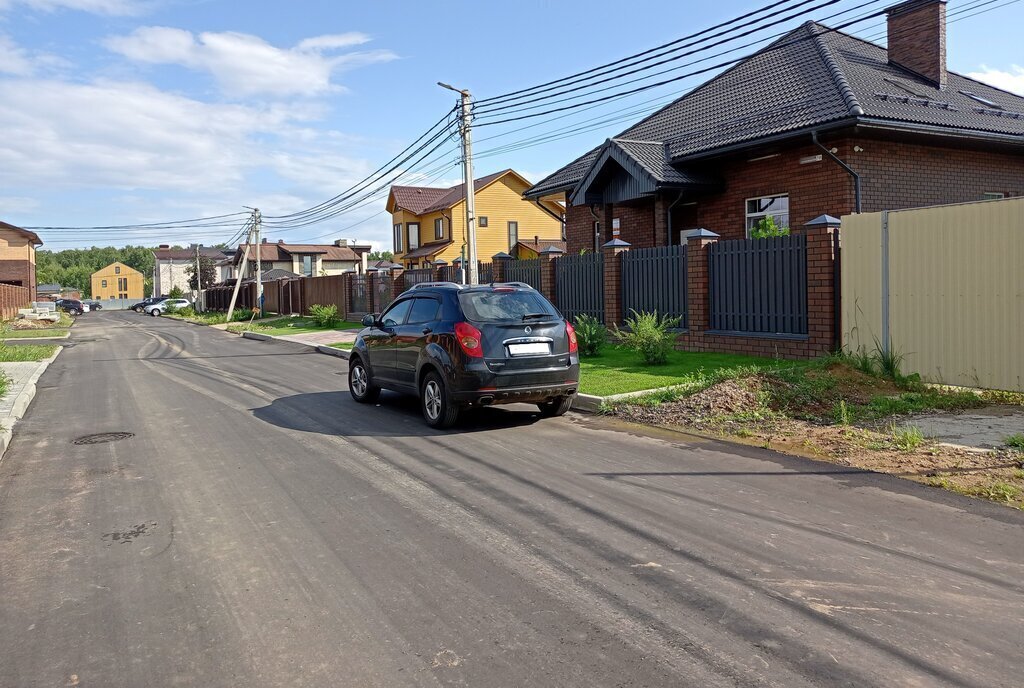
[525,0,1024,252]
[512,238,568,260]
[0,220,43,300]
[231,239,372,278]
[37,283,62,299]
[91,262,144,300]
[153,245,233,296]
[387,169,565,269]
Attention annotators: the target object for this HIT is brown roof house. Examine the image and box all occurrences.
[0,220,43,300]
[232,239,372,279]
[526,0,1024,251]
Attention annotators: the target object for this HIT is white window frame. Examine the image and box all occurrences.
[393,223,403,253]
[407,222,420,251]
[434,217,444,240]
[744,194,790,238]
[982,192,1005,200]
[508,220,518,251]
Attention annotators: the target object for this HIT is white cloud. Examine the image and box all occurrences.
[0,0,146,15]
[0,35,34,76]
[966,65,1024,96]
[104,27,397,98]
[0,195,40,213]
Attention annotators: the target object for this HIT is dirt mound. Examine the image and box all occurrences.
[618,378,761,426]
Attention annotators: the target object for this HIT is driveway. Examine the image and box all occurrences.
[0,310,1020,687]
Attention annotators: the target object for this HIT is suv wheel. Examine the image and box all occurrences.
[421,371,459,429]
[151,309,161,317]
[538,396,573,418]
[348,356,380,403]
[134,306,143,313]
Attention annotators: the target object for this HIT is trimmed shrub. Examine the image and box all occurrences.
[612,310,680,365]
[573,314,606,357]
[750,216,790,239]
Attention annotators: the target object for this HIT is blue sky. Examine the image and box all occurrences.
[1,0,1021,250]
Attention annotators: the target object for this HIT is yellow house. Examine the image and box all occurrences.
[91,262,144,300]
[386,169,565,268]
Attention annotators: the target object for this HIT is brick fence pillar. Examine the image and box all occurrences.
[803,214,842,354]
[491,252,512,283]
[654,194,669,247]
[538,246,563,303]
[602,238,631,326]
[684,229,720,345]
[390,268,406,299]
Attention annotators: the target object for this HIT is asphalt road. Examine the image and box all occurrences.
[1,311,1021,687]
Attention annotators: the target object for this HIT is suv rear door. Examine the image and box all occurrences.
[394,296,442,388]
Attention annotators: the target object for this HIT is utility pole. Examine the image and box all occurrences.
[253,208,264,317]
[438,82,478,285]
[226,210,256,322]
[194,243,203,312]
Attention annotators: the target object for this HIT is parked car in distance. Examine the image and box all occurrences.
[55,298,86,316]
[145,298,191,316]
[83,300,103,310]
[131,297,165,313]
[348,282,580,428]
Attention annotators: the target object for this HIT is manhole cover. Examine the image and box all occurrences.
[72,432,134,445]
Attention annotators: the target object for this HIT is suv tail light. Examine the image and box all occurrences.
[566,321,578,353]
[454,321,484,358]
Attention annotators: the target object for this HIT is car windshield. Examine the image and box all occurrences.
[458,290,558,323]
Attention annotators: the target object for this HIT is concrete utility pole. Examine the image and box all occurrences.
[438,82,478,285]
[226,211,256,322]
[253,208,264,317]
[194,243,203,312]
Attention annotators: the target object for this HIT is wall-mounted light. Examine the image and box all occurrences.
[800,154,823,164]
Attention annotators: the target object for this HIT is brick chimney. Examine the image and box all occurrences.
[886,0,947,88]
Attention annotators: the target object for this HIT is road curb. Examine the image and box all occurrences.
[241,331,273,342]
[316,345,351,359]
[0,347,63,464]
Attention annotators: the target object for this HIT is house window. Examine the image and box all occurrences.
[115,266,121,274]
[101,280,107,288]
[479,216,488,228]
[508,221,518,250]
[982,192,1005,200]
[394,224,404,253]
[434,218,444,240]
[301,255,313,276]
[745,195,790,237]
[118,277,127,291]
[407,223,420,251]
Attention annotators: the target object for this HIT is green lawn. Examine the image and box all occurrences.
[2,329,68,339]
[328,342,354,350]
[579,346,786,397]
[228,317,362,336]
[0,343,58,362]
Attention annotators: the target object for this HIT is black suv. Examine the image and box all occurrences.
[348,282,580,428]
[131,297,164,313]
[54,298,85,316]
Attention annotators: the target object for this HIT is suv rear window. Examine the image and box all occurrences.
[458,290,558,323]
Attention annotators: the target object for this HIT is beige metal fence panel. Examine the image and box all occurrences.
[842,197,1024,392]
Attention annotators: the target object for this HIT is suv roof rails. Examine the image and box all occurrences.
[409,281,465,290]
[486,281,534,290]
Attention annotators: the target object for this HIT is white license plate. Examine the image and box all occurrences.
[508,342,550,356]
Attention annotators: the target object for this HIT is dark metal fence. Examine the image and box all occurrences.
[373,272,394,311]
[478,261,494,284]
[555,252,604,323]
[504,258,542,290]
[708,234,807,335]
[350,274,369,314]
[621,245,688,326]
[404,268,435,288]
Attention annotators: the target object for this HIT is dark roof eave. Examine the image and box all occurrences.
[669,118,858,164]
[852,118,1024,150]
[523,183,574,200]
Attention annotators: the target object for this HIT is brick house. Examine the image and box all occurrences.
[525,0,1024,252]
[0,220,43,300]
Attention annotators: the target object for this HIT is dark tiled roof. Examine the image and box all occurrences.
[234,243,363,263]
[154,247,232,261]
[527,21,1024,198]
[514,239,567,254]
[402,240,452,260]
[260,268,301,282]
[37,283,62,292]
[390,170,517,215]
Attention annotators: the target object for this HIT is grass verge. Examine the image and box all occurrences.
[579,346,787,397]
[0,343,58,362]
[2,328,68,339]
[327,342,354,350]
[227,316,362,336]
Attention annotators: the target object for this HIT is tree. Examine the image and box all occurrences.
[168,285,185,299]
[185,255,217,291]
[368,250,393,262]
[750,216,790,239]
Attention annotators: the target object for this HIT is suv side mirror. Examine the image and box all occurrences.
[361,313,376,328]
